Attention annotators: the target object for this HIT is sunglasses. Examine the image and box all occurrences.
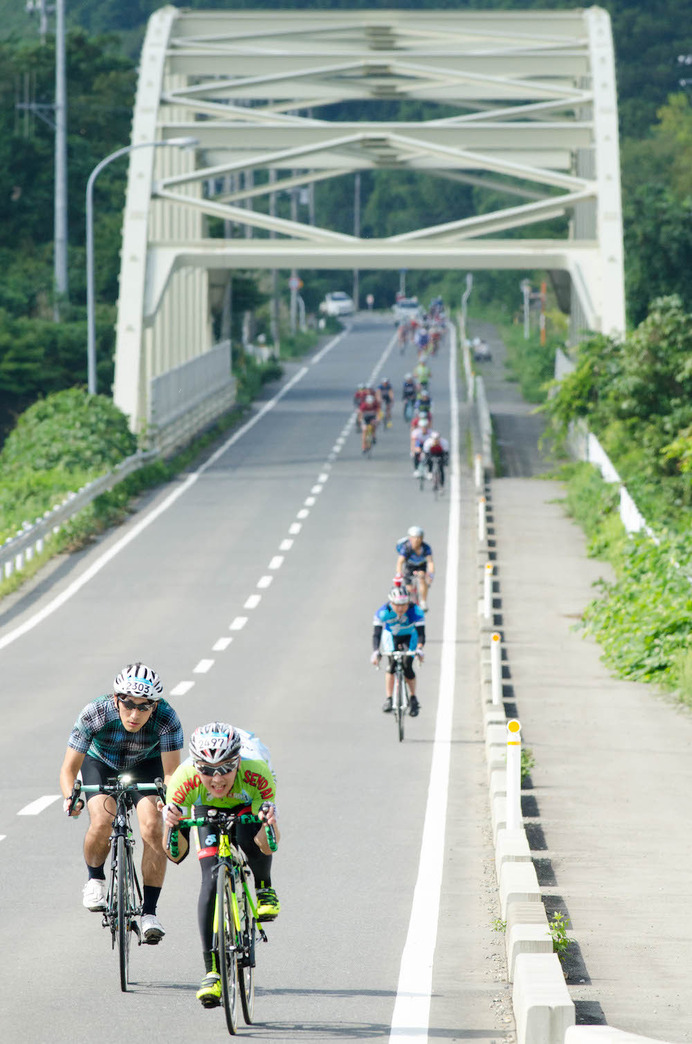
[117,695,157,712]
[194,758,240,777]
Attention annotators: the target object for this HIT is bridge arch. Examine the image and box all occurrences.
[114,5,624,440]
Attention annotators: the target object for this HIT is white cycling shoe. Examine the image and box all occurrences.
[141,913,166,944]
[82,879,107,911]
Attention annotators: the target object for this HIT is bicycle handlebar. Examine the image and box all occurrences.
[66,775,166,816]
[165,805,278,857]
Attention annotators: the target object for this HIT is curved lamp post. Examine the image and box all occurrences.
[86,136,198,395]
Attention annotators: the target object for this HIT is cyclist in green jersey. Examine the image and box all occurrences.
[162,721,280,1008]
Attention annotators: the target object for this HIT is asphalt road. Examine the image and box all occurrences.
[0,316,513,1043]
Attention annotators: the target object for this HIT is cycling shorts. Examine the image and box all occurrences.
[81,752,164,805]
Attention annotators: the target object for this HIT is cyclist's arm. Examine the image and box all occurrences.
[162,802,189,863]
[161,748,181,785]
[426,554,435,580]
[396,553,406,574]
[59,747,85,802]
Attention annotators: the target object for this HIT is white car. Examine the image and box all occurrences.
[392,298,424,324]
[319,291,355,317]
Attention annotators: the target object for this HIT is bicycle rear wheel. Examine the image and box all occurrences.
[116,836,132,992]
[238,884,256,1024]
[217,867,239,1035]
[394,671,406,742]
[432,459,442,498]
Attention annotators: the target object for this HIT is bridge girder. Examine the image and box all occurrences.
[114,5,625,434]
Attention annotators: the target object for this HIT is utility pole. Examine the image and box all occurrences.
[353,172,360,310]
[53,0,68,318]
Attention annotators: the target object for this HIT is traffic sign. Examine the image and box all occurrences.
[288,276,302,290]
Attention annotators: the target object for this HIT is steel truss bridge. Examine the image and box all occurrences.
[114,5,625,441]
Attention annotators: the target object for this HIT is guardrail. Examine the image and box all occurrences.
[0,451,157,580]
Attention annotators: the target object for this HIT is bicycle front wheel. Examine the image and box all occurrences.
[217,867,239,1035]
[116,835,132,991]
[394,671,406,742]
[238,884,256,1024]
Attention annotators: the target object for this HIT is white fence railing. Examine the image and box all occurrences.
[0,451,157,580]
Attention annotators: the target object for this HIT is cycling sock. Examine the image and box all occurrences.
[142,884,162,916]
[87,864,106,881]
[257,879,272,890]
[203,950,218,975]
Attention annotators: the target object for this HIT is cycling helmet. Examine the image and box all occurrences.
[189,722,242,766]
[418,417,430,429]
[404,373,412,380]
[407,525,424,538]
[357,383,365,390]
[389,586,410,605]
[430,431,440,440]
[113,663,163,700]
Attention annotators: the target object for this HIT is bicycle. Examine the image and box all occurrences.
[379,649,421,742]
[167,808,277,1035]
[68,774,166,992]
[430,453,445,497]
[361,416,376,454]
[403,396,415,422]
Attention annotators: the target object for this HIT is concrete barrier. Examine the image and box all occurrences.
[495,827,531,879]
[506,900,553,980]
[513,953,575,1044]
[500,859,542,919]
[565,1030,680,1044]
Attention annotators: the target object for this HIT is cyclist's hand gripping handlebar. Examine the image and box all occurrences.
[65,779,84,817]
[259,801,278,852]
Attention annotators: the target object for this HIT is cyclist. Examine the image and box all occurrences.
[162,722,280,1008]
[395,525,435,611]
[422,430,450,489]
[402,373,416,405]
[358,392,379,451]
[59,662,183,943]
[378,377,394,427]
[371,585,425,716]
[410,415,430,473]
[414,359,431,389]
[353,383,368,409]
[414,325,429,358]
[414,386,433,418]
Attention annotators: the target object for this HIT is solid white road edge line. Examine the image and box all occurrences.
[0,364,311,652]
[389,325,460,1042]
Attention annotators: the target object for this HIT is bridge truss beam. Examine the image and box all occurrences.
[114,5,625,435]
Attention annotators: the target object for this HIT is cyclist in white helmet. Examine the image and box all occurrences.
[59,662,183,943]
[371,584,425,716]
[162,722,280,1008]
[395,526,435,610]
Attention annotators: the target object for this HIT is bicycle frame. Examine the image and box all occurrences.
[70,775,165,991]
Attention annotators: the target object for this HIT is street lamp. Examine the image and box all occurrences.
[86,136,198,395]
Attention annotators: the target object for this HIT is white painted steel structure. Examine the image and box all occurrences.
[114,5,625,435]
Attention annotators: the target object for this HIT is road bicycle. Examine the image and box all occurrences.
[380,649,421,741]
[430,453,445,498]
[403,396,415,422]
[167,808,277,1035]
[361,416,375,454]
[68,774,166,991]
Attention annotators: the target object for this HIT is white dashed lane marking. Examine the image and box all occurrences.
[170,681,195,696]
[289,522,302,535]
[194,659,214,673]
[311,485,323,494]
[269,555,284,569]
[304,497,316,507]
[230,617,248,631]
[279,540,293,551]
[296,509,310,520]
[244,594,261,610]
[17,795,61,816]
[213,637,233,651]
[257,576,273,589]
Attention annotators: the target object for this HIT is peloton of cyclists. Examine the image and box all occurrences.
[395,525,435,611]
[371,584,425,717]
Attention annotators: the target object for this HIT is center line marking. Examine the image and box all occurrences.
[244,594,261,609]
[213,637,233,651]
[289,522,302,534]
[171,681,194,696]
[269,555,285,569]
[279,539,293,551]
[17,795,61,816]
[230,617,248,631]
[318,472,330,482]
[194,659,214,673]
[257,575,273,589]
[304,497,316,506]
[311,485,323,494]
[296,509,310,519]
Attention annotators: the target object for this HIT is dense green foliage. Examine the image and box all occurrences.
[543,296,692,529]
[0,388,136,541]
